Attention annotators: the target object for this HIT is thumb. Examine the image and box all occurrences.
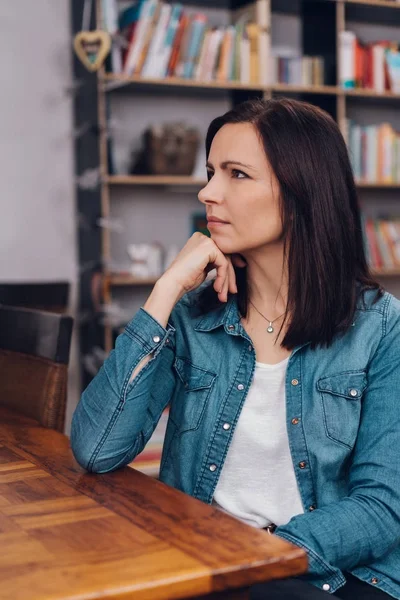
[231,253,247,268]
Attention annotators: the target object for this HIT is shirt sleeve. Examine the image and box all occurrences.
[275,295,400,583]
[70,307,177,473]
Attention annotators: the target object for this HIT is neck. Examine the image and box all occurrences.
[242,242,288,318]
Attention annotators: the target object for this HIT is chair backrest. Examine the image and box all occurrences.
[0,282,70,314]
[0,305,73,432]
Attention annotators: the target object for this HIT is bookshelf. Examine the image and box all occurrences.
[94,0,400,476]
[345,0,400,8]
[107,175,400,188]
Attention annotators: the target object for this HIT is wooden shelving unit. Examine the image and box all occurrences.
[106,175,208,186]
[107,175,400,189]
[106,268,400,286]
[108,274,158,286]
[93,0,400,476]
[97,0,400,353]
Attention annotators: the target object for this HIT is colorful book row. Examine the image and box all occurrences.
[339,31,400,94]
[362,217,400,270]
[103,0,271,85]
[271,55,325,86]
[347,121,400,184]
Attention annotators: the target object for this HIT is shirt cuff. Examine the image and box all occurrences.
[274,529,346,592]
[124,307,176,354]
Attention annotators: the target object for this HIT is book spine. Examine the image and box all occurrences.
[158,4,183,78]
[123,0,155,76]
[256,0,271,85]
[339,31,356,89]
[183,17,207,79]
[142,3,173,78]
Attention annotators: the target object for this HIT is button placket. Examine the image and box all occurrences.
[287,363,316,512]
[194,339,253,503]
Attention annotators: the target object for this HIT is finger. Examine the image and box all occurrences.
[219,274,229,303]
[227,258,238,294]
[211,252,229,296]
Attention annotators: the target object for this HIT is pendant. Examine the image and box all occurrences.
[267,323,274,333]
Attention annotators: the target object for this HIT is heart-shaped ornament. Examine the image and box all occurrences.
[73,30,111,72]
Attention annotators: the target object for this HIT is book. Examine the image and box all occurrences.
[102,0,123,73]
[123,0,159,75]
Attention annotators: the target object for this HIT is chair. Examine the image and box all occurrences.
[0,282,70,314]
[0,305,73,432]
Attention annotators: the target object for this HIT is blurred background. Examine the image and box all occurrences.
[1,0,400,476]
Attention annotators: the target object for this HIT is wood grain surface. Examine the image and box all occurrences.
[0,407,307,600]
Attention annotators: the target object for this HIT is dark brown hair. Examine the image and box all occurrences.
[198,97,382,349]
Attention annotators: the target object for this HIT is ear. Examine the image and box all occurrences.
[231,254,247,268]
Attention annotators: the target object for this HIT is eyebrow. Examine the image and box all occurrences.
[206,160,255,171]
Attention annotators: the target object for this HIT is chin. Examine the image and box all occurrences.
[211,239,238,254]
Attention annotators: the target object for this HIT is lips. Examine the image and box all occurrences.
[207,217,230,224]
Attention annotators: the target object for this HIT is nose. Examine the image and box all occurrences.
[198,177,224,206]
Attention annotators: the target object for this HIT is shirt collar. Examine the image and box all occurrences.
[194,295,241,332]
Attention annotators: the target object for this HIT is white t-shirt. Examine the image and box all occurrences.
[212,357,304,529]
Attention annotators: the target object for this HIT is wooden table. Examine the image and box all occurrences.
[0,407,307,600]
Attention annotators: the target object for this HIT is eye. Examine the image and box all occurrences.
[231,169,248,179]
[206,170,214,182]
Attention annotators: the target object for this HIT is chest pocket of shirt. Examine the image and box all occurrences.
[171,357,216,433]
[317,370,367,449]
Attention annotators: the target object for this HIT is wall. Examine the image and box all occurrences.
[0,0,79,433]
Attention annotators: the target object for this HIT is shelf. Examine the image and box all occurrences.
[108,269,400,285]
[345,89,400,100]
[106,175,207,186]
[356,181,400,188]
[107,175,400,189]
[108,274,158,286]
[103,74,341,95]
[271,84,339,95]
[102,75,400,101]
[344,0,400,8]
[102,73,264,91]
[372,268,400,276]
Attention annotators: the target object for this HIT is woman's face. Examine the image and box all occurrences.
[198,122,283,256]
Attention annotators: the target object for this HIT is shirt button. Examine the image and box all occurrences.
[248,345,252,351]
[227,324,235,330]
[309,505,316,511]
[223,423,231,430]
[152,335,161,343]
[371,578,379,585]
[349,389,358,397]
[291,417,299,425]
[299,461,307,469]
[237,384,245,391]
[291,379,299,386]
[322,584,330,592]
[209,464,217,472]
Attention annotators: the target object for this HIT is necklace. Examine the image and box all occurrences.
[249,299,286,334]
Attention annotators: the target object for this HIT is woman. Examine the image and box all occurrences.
[71,98,400,599]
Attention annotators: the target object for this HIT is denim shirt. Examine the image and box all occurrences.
[71,285,400,598]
